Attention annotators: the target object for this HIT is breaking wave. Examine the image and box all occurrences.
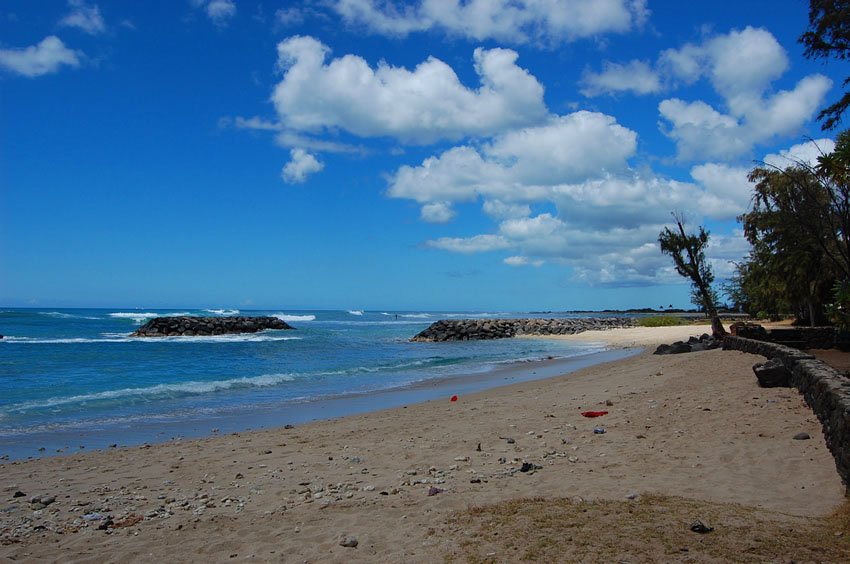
[273,314,316,322]
[1,373,299,415]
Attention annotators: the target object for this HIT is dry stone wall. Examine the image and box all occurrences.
[411,317,636,342]
[723,335,850,493]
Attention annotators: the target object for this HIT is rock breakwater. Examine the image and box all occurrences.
[411,317,636,342]
[131,316,293,337]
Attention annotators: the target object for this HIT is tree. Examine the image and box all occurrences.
[658,215,727,337]
[742,164,836,325]
[800,0,850,129]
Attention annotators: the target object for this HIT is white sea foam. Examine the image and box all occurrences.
[204,309,240,315]
[347,310,364,316]
[108,312,193,324]
[108,312,159,323]
[379,312,431,319]
[1,373,298,414]
[1,334,302,345]
[39,311,100,320]
[443,312,506,318]
[273,313,316,322]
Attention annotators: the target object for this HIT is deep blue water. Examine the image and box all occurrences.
[0,308,616,458]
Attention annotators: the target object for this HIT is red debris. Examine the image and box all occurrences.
[580,410,608,418]
[450,395,458,402]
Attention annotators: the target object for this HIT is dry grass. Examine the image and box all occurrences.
[444,494,850,563]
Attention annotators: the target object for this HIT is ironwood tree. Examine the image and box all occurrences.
[658,215,727,337]
[800,0,850,129]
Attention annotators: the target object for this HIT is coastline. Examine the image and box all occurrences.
[0,346,639,461]
[2,324,845,561]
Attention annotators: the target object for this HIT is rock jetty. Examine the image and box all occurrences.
[131,316,293,337]
[411,317,636,342]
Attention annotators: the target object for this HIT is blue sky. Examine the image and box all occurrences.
[0,1,845,311]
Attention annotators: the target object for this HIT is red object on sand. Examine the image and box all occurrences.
[450,395,458,402]
[581,410,608,418]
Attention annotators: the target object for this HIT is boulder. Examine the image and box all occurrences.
[132,316,293,337]
[753,357,791,387]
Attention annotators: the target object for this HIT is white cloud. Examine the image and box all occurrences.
[658,72,831,162]
[420,202,456,223]
[192,0,236,26]
[385,114,838,285]
[271,36,547,144]
[387,111,637,204]
[486,112,636,184]
[333,0,648,44]
[655,27,831,161]
[59,0,105,35]
[281,148,324,183]
[580,60,661,97]
[763,138,836,169]
[482,200,531,220]
[427,234,512,253]
[689,163,753,218]
[0,36,81,78]
[504,255,543,267]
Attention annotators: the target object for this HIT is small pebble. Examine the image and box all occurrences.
[793,432,811,440]
[339,534,358,548]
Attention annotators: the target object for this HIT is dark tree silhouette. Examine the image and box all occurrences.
[800,0,850,129]
[659,215,727,338]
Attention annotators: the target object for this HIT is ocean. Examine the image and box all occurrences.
[0,308,636,460]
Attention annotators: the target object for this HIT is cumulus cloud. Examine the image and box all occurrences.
[578,26,831,160]
[59,0,105,34]
[504,256,543,267]
[281,148,324,183]
[387,111,636,204]
[427,234,511,253]
[271,35,547,143]
[192,0,236,26]
[420,202,456,223]
[0,36,81,78]
[658,73,831,161]
[763,138,836,169]
[579,60,661,97]
[333,0,648,44]
[656,27,831,161]
[384,112,826,285]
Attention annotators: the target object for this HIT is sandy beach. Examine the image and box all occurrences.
[2,324,847,562]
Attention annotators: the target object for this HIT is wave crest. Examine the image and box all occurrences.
[273,313,316,322]
[1,373,298,415]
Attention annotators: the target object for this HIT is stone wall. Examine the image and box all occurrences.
[723,335,850,493]
[132,316,293,337]
[411,317,636,342]
[733,324,850,350]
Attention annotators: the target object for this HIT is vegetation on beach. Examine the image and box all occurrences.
[728,131,850,327]
[636,315,687,327]
[448,495,850,563]
[676,1,850,329]
[658,215,728,337]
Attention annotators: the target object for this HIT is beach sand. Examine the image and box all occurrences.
[2,324,847,562]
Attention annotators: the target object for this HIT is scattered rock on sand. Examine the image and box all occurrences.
[793,432,811,440]
[338,534,359,548]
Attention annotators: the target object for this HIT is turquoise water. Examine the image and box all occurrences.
[0,308,618,458]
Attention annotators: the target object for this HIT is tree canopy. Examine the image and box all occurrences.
[658,215,727,337]
[800,0,850,129]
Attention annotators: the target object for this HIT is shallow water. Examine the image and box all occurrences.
[0,308,626,459]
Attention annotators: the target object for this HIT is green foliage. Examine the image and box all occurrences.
[800,0,850,129]
[739,164,835,324]
[828,279,850,330]
[658,215,727,337]
[636,315,687,327]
